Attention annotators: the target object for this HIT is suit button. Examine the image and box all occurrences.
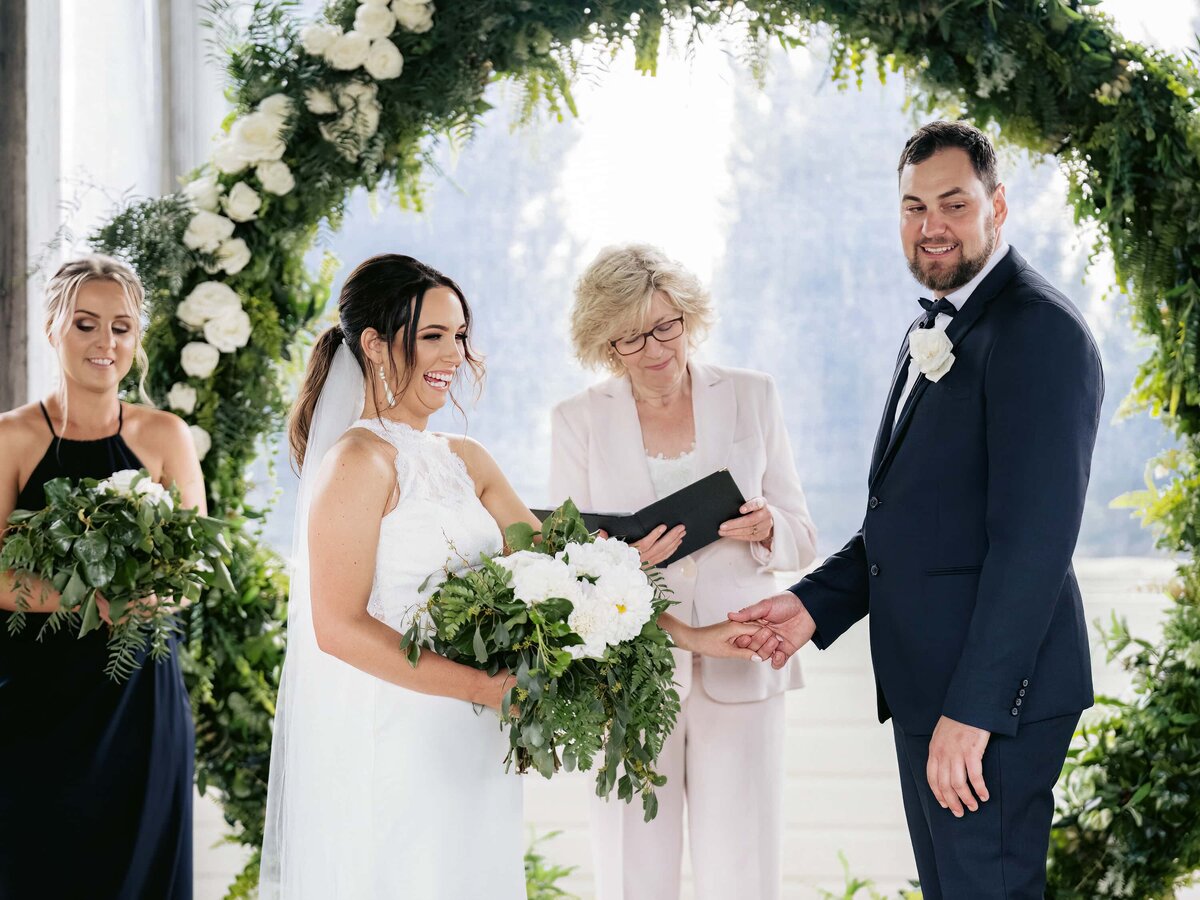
[1010,707,1019,716]
[869,496,880,509]
[1018,688,1026,697]
[870,564,880,576]
[1021,679,1029,687]
[1015,698,1022,707]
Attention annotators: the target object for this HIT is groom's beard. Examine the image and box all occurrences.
[908,216,997,294]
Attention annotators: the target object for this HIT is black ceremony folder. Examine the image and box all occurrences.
[533,469,747,568]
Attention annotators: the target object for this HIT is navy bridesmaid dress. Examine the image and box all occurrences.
[0,403,193,899]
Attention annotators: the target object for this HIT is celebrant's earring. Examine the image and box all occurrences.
[378,365,397,407]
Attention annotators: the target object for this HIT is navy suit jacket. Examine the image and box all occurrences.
[793,247,1102,737]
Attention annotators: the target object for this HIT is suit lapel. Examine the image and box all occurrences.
[870,247,1025,489]
[593,376,656,511]
[869,328,918,481]
[691,362,735,480]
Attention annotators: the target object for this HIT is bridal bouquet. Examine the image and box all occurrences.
[1,469,233,681]
[401,500,681,820]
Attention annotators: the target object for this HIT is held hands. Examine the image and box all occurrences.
[926,715,991,817]
[717,497,774,549]
[726,591,816,668]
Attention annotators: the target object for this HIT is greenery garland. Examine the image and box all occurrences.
[88,0,1200,895]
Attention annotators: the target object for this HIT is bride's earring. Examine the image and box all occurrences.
[378,364,397,407]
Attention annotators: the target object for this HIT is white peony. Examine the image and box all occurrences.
[325,29,371,70]
[908,328,955,383]
[181,341,221,378]
[392,0,434,33]
[183,210,235,253]
[177,281,242,330]
[258,93,294,125]
[223,181,262,222]
[204,307,253,353]
[300,22,342,56]
[500,555,581,608]
[100,469,141,495]
[305,88,338,115]
[364,38,404,80]
[167,382,197,415]
[212,138,248,174]
[566,584,617,659]
[591,567,655,642]
[190,425,212,461]
[255,160,295,195]
[557,537,642,580]
[216,237,252,275]
[229,111,287,164]
[183,174,223,212]
[354,3,396,39]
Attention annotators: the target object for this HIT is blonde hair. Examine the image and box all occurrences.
[44,255,152,432]
[570,243,716,376]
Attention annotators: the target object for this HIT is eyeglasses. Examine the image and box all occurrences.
[610,316,686,356]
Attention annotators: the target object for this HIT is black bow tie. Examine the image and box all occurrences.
[917,297,958,329]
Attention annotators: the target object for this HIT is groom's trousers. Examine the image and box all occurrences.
[892,712,1079,899]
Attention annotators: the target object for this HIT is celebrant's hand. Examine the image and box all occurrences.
[597,524,686,567]
[927,715,991,817]
[728,591,816,668]
[718,497,774,549]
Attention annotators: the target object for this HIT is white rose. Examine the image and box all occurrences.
[392,0,434,33]
[256,160,295,195]
[183,210,235,253]
[167,382,197,415]
[183,174,223,212]
[354,3,396,39]
[204,307,253,353]
[908,329,955,382]
[258,93,294,125]
[325,30,371,70]
[305,88,338,115]
[101,469,141,495]
[181,341,221,378]
[178,281,242,329]
[230,111,287,164]
[223,181,262,222]
[212,138,248,174]
[216,237,252,275]
[300,22,341,56]
[190,425,212,461]
[364,38,404,80]
[133,477,172,510]
[361,0,391,6]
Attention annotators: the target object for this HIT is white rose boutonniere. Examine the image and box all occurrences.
[908,329,955,383]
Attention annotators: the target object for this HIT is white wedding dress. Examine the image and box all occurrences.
[261,415,525,899]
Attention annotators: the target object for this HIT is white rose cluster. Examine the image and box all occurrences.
[497,537,655,660]
[176,281,252,360]
[298,0,435,82]
[100,469,174,510]
[313,81,384,161]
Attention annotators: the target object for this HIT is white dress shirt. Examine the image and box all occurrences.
[895,241,1010,424]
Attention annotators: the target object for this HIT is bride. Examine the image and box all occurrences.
[260,253,757,897]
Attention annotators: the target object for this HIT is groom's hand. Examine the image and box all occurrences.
[927,715,991,818]
[727,591,816,668]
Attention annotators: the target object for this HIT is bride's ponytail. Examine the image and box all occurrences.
[288,325,346,470]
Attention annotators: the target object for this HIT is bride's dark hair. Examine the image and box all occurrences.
[288,254,484,469]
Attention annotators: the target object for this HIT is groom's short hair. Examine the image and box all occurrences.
[897,121,999,193]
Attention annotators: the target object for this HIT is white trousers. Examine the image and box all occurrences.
[590,660,787,900]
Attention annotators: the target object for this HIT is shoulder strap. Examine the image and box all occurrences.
[37,402,57,437]
[117,402,125,433]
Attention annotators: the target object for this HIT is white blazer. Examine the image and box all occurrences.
[549,361,818,703]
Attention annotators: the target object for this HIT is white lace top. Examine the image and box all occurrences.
[348,417,502,630]
[645,445,698,500]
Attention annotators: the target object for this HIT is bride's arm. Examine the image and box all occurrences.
[308,435,509,708]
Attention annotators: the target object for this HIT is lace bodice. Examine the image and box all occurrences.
[349,418,502,630]
[646,445,698,499]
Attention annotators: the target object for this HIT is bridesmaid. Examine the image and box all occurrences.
[0,255,204,900]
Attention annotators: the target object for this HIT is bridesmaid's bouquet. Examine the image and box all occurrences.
[401,501,681,821]
[1,469,233,681]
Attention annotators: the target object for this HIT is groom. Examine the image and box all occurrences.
[731,121,1102,899]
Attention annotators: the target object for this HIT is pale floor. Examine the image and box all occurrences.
[195,557,1200,899]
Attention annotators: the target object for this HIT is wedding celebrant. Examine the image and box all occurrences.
[731,121,1103,899]
[551,242,819,900]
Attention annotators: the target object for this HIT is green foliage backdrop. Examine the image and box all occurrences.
[89,1,1200,895]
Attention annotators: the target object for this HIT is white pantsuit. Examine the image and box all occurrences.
[550,362,818,899]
